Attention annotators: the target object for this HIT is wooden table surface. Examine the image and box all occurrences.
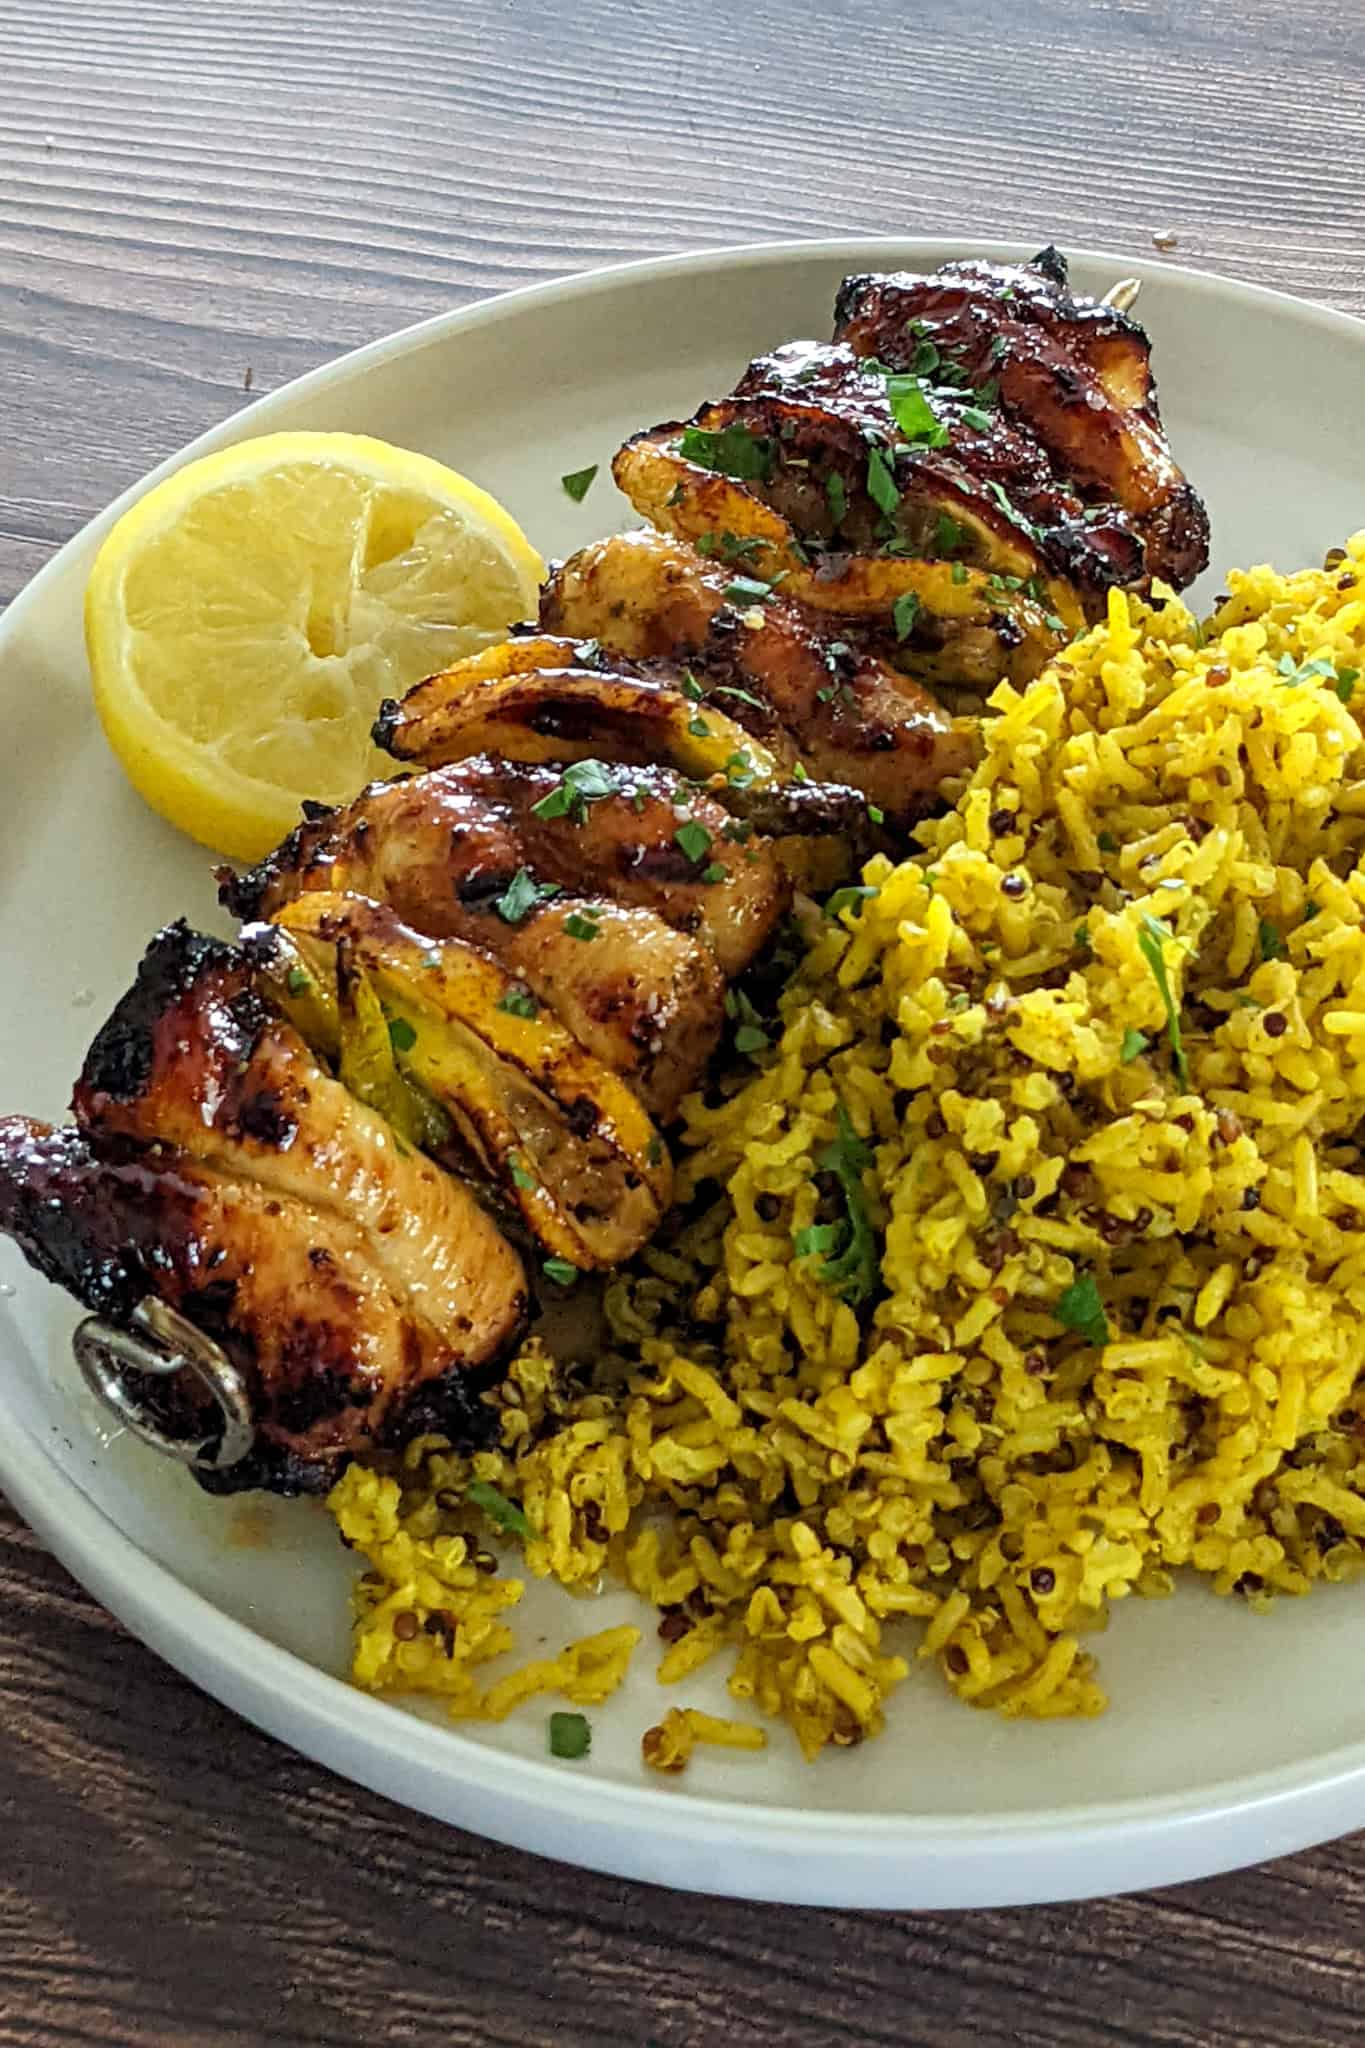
[4,0,1365,2040]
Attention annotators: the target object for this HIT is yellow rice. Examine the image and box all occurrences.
[330,532,1365,1760]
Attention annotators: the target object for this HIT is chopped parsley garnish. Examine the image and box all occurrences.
[699,861,726,884]
[285,966,309,996]
[1258,918,1286,962]
[727,987,770,1055]
[893,590,921,642]
[680,670,705,702]
[495,868,561,925]
[1302,901,1321,923]
[696,530,766,563]
[723,574,774,605]
[1278,651,1340,687]
[882,374,950,447]
[792,760,810,782]
[645,1134,665,1167]
[1337,666,1361,703]
[387,1017,417,1053]
[509,1156,538,1191]
[560,464,598,502]
[1097,831,1119,854]
[950,562,969,585]
[465,1480,532,1541]
[548,1711,591,1760]
[866,444,900,518]
[934,511,967,555]
[1044,613,1065,633]
[530,757,618,823]
[1137,913,1190,1086]
[866,802,885,825]
[793,1222,843,1259]
[688,712,713,738]
[563,909,602,941]
[1120,1028,1150,1063]
[725,749,757,787]
[798,1104,878,1304]
[1074,923,1092,952]
[666,481,686,507]
[674,820,713,864]
[959,404,993,432]
[904,320,940,375]
[1055,1272,1111,1347]
[678,422,773,482]
[825,884,879,920]
[542,1257,579,1287]
[713,683,767,712]
[825,471,848,528]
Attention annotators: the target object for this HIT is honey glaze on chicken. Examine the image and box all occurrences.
[0,241,1213,1497]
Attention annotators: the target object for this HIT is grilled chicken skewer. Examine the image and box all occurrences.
[0,1116,514,1495]
[538,530,979,816]
[248,894,672,1271]
[221,753,792,1113]
[612,247,1208,679]
[833,247,1208,592]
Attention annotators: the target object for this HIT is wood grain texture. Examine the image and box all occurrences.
[4,0,1365,2040]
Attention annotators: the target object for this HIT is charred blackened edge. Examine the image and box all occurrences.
[78,921,270,1104]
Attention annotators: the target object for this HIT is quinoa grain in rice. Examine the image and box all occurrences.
[330,533,1365,1760]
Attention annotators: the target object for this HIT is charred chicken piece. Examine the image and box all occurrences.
[614,248,1207,642]
[540,528,978,821]
[832,247,1209,592]
[72,921,527,1351]
[375,636,876,857]
[219,762,740,1118]
[376,633,793,787]
[0,1117,513,1495]
[248,894,672,1271]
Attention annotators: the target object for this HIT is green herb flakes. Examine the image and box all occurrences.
[1258,918,1286,962]
[1120,1028,1150,1064]
[285,966,309,996]
[560,464,598,502]
[530,757,618,824]
[465,1480,532,1541]
[1137,914,1190,1086]
[893,590,921,642]
[678,423,773,482]
[825,884,878,920]
[866,444,900,518]
[825,471,848,528]
[883,374,950,447]
[548,1711,591,1760]
[542,1257,579,1288]
[387,1017,417,1054]
[1055,1272,1111,1347]
[723,574,775,606]
[495,868,560,925]
[563,910,602,941]
[804,1104,878,1305]
[675,820,712,864]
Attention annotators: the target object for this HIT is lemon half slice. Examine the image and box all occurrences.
[85,430,544,860]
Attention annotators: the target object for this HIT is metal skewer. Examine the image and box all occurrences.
[73,1297,255,1471]
[1102,277,1142,313]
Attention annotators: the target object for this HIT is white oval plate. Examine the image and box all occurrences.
[3,239,1365,1910]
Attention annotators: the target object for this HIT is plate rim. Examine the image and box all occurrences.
[4,233,1365,1906]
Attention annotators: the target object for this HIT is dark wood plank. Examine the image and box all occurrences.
[5,0,1365,2041]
